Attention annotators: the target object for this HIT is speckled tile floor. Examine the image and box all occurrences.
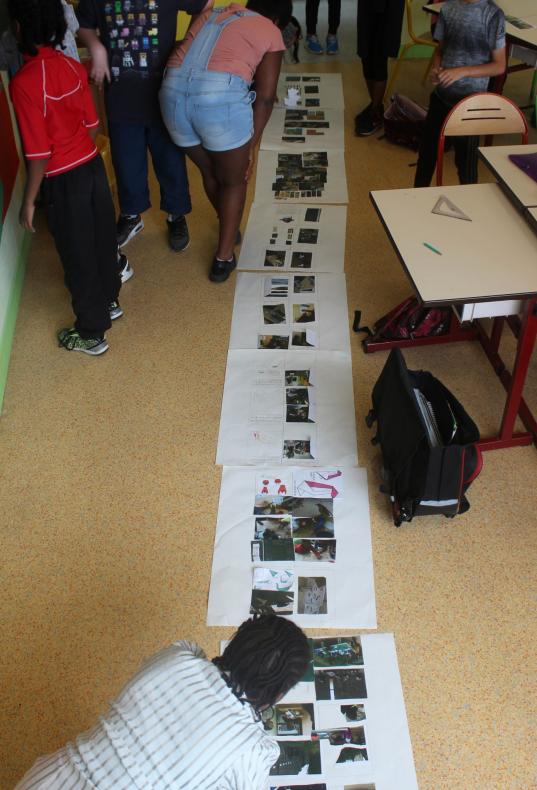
[1,54,537,789]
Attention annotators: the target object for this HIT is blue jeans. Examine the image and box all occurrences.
[108,119,192,217]
[160,69,254,152]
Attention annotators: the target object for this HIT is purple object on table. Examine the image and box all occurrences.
[508,152,537,184]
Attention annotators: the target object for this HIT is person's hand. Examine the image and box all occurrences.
[429,67,441,85]
[19,201,35,232]
[89,42,111,88]
[436,66,466,87]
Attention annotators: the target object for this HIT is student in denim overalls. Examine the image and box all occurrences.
[161,0,290,282]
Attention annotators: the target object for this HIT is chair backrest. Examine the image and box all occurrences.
[406,0,440,41]
[443,93,529,137]
[405,0,416,38]
[406,0,429,41]
[436,93,529,185]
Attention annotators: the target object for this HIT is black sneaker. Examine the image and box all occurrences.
[355,104,384,137]
[209,254,237,283]
[117,214,144,248]
[167,215,190,252]
[118,252,133,283]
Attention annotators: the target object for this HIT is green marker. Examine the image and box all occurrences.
[423,242,442,256]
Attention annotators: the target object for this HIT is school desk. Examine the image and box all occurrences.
[368,182,537,451]
[479,144,537,210]
[527,205,537,232]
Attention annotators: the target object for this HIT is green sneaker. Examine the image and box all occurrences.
[57,328,108,356]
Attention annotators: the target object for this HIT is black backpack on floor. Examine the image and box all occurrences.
[366,349,483,526]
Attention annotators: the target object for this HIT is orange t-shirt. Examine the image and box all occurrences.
[167,2,285,83]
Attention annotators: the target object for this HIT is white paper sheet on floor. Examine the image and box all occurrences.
[219,633,418,790]
[209,63,418,788]
[255,150,348,205]
[238,203,346,273]
[261,108,345,152]
[216,350,358,467]
[275,72,345,110]
[229,272,350,352]
[208,466,375,628]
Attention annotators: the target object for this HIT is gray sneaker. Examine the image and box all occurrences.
[109,301,124,321]
[57,328,108,356]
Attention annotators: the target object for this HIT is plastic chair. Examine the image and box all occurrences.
[96,134,117,196]
[436,92,529,186]
[385,0,438,100]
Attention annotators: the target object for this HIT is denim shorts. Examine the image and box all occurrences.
[160,68,255,152]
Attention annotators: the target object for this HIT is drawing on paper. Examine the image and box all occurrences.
[298,576,327,614]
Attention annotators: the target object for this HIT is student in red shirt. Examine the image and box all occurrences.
[8,0,127,356]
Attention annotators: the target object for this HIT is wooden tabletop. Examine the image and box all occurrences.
[370,183,537,305]
[479,144,537,209]
[527,206,537,232]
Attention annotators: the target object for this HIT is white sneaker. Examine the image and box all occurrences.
[118,253,134,284]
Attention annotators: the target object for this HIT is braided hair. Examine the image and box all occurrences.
[8,0,67,56]
[213,614,310,712]
[246,0,292,30]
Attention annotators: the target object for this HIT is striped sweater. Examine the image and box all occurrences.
[16,642,280,789]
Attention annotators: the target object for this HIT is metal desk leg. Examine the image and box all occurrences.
[490,317,504,353]
[478,297,537,451]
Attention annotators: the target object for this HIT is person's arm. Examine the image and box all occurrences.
[247,50,283,180]
[80,62,101,137]
[218,743,280,790]
[429,41,443,84]
[436,46,506,88]
[77,27,110,88]
[9,81,51,231]
[20,159,48,232]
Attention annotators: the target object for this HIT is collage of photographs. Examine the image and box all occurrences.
[275,73,345,112]
[248,367,318,458]
[272,152,329,200]
[282,108,330,143]
[251,469,341,562]
[265,637,372,784]
[250,568,328,617]
[266,207,322,258]
[280,81,322,112]
[259,270,318,350]
[255,104,345,155]
[238,203,346,273]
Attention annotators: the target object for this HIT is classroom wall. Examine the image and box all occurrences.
[177,0,246,40]
[0,70,29,413]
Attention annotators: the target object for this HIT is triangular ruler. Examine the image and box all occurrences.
[432,195,472,221]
